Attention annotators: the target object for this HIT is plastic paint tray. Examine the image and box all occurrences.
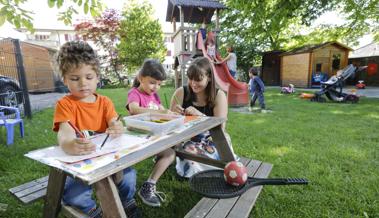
[123,113,185,135]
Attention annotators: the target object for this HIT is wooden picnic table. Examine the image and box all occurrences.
[41,116,236,218]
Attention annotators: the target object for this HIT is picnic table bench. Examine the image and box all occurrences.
[9,157,272,218]
[9,117,272,217]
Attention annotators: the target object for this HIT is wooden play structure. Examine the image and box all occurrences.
[166,0,249,107]
[279,41,352,88]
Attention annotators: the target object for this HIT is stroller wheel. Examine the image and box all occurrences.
[345,95,359,104]
[319,97,326,103]
[311,95,326,103]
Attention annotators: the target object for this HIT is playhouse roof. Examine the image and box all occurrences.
[280,41,353,56]
[166,0,227,24]
[349,42,379,59]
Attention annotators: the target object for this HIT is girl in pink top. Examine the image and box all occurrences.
[126,59,175,207]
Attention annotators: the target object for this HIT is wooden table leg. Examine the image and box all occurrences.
[210,125,236,162]
[43,168,66,218]
[95,176,126,218]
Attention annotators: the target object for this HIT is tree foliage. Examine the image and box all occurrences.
[0,0,103,31]
[219,0,378,75]
[75,9,123,84]
[117,0,166,74]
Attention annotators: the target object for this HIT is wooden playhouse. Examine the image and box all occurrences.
[279,41,352,88]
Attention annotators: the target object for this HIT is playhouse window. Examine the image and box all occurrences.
[332,54,341,70]
[316,63,322,72]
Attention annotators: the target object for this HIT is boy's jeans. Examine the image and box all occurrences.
[229,69,236,78]
[62,167,137,214]
[250,91,265,109]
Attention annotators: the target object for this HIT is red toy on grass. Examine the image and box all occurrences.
[356,80,366,89]
[224,161,248,186]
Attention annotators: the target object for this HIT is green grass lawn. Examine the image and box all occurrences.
[0,87,378,217]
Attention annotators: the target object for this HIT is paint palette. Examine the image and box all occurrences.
[123,113,185,135]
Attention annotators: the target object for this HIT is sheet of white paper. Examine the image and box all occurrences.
[26,133,149,163]
[25,118,203,175]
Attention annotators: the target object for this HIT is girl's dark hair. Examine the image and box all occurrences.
[133,59,167,87]
[57,41,100,77]
[227,45,234,52]
[186,57,216,107]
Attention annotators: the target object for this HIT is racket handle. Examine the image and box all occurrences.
[285,178,308,185]
[252,178,308,186]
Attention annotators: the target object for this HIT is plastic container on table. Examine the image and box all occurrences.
[123,113,185,135]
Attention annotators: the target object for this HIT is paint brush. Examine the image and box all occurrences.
[100,115,122,150]
[67,120,85,138]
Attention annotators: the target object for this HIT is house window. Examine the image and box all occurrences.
[164,37,172,43]
[34,34,49,40]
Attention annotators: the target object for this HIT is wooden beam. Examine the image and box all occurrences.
[95,177,126,218]
[308,52,313,88]
[188,7,194,24]
[43,168,66,218]
[216,9,220,30]
[171,5,176,32]
[172,17,176,32]
[209,125,236,162]
[206,9,211,24]
[175,149,226,168]
[179,6,184,28]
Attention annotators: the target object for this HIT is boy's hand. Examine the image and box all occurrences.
[106,119,124,138]
[65,138,96,155]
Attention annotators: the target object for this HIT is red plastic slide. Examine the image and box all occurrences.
[196,32,249,106]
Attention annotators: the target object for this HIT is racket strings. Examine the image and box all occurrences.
[189,170,244,196]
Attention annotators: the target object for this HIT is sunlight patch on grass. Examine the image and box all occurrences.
[366,113,379,120]
[330,110,349,115]
[341,146,367,160]
[252,118,266,124]
[269,146,291,157]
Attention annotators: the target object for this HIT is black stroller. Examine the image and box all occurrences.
[311,64,359,103]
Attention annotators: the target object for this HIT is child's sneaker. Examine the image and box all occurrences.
[123,199,141,218]
[87,206,103,218]
[261,108,272,113]
[138,182,166,207]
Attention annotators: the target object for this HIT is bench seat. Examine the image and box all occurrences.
[9,176,87,217]
[185,157,272,218]
[9,157,271,218]
[9,176,49,204]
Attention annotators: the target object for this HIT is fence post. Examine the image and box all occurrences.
[13,39,32,118]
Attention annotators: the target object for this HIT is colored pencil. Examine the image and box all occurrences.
[67,120,85,138]
[174,95,185,113]
[100,115,122,150]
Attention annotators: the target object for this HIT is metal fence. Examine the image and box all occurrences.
[0,38,31,118]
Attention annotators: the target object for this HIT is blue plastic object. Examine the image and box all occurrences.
[311,72,328,87]
[0,106,24,145]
